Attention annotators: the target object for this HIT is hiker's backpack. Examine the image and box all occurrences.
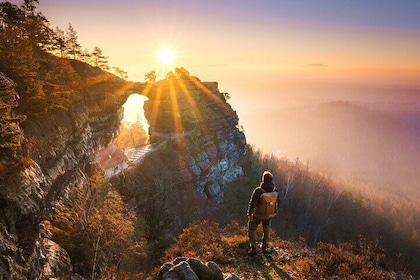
[255,188,279,217]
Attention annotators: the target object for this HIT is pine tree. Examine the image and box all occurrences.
[174,67,190,78]
[80,48,92,63]
[65,23,81,59]
[0,1,43,110]
[0,73,25,160]
[21,0,52,52]
[112,67,128,79]
[91,46,109,70]
[144,70,156,84]
[52,26,67,58]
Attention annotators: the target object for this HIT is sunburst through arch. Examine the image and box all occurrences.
[140,69,234,140]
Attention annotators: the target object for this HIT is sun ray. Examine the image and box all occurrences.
[75,72,116,90]
[148,82,163,135]
[140,69,234,139]
[175,77,204,125]
[187,75,230,111]
[168,77,184,134]
[140,82,153,98]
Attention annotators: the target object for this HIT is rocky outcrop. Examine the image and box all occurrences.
[157,257,241,280]
[0,70,246,279]
[0,161,81,279]
[0,71,127,279]
[141,76,246,202]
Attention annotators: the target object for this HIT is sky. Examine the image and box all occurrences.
[13,0,420,89]
[8,0,420,180]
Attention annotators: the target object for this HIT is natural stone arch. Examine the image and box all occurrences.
[116,93,150,149]
[95,93,151,178]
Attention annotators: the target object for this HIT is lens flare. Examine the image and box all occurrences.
[158,48,175,65]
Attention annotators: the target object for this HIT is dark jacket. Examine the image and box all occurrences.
[247,182,279,219]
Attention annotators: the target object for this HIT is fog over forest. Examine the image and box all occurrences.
[230,84,420,194]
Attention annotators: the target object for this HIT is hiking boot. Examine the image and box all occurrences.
[247,246,258,256]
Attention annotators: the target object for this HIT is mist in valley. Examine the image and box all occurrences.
[231,84,420,195]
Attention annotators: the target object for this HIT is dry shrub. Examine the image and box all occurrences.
[221,221,248,248]
[337,263,352,276]
[312,238,389,279]
[290,258,316,275]
[163,220,230,264]
[221,220,247,236]
[99,267,144,280]
[221,235,248,248]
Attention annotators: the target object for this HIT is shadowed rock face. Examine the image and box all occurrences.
[0,71,128,279]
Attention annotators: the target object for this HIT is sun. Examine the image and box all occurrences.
[158,48,175,65]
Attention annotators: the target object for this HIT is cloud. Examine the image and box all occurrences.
[306,63,327,67]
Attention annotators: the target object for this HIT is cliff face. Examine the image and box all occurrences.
[0,71,246,279]
[0,71,127,279]
[141,76,246,202]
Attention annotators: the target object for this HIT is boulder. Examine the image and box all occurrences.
[204,181,221,198]
[207,261,223,280]
[161,261,199,280]
[157,258,238,280]
[223,273,241,280]
[186,258,214,280]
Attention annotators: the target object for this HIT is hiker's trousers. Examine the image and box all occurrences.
[248,216,271,250]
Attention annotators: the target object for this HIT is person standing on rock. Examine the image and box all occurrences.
[247,171,279,255]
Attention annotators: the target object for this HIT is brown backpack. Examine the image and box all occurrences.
[255,188,279,216]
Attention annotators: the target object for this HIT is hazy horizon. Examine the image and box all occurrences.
[229,83,420,193]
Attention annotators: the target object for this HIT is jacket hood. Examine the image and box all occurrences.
[261,182,275,192]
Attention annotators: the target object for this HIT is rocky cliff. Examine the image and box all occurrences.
[0,69,128,278]
[142,75,246,202]
[0,69,245,279]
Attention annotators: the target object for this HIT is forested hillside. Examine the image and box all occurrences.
[217,145,420,277]
[0,0,118,121]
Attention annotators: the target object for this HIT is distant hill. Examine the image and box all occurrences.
[242,99,420,193]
